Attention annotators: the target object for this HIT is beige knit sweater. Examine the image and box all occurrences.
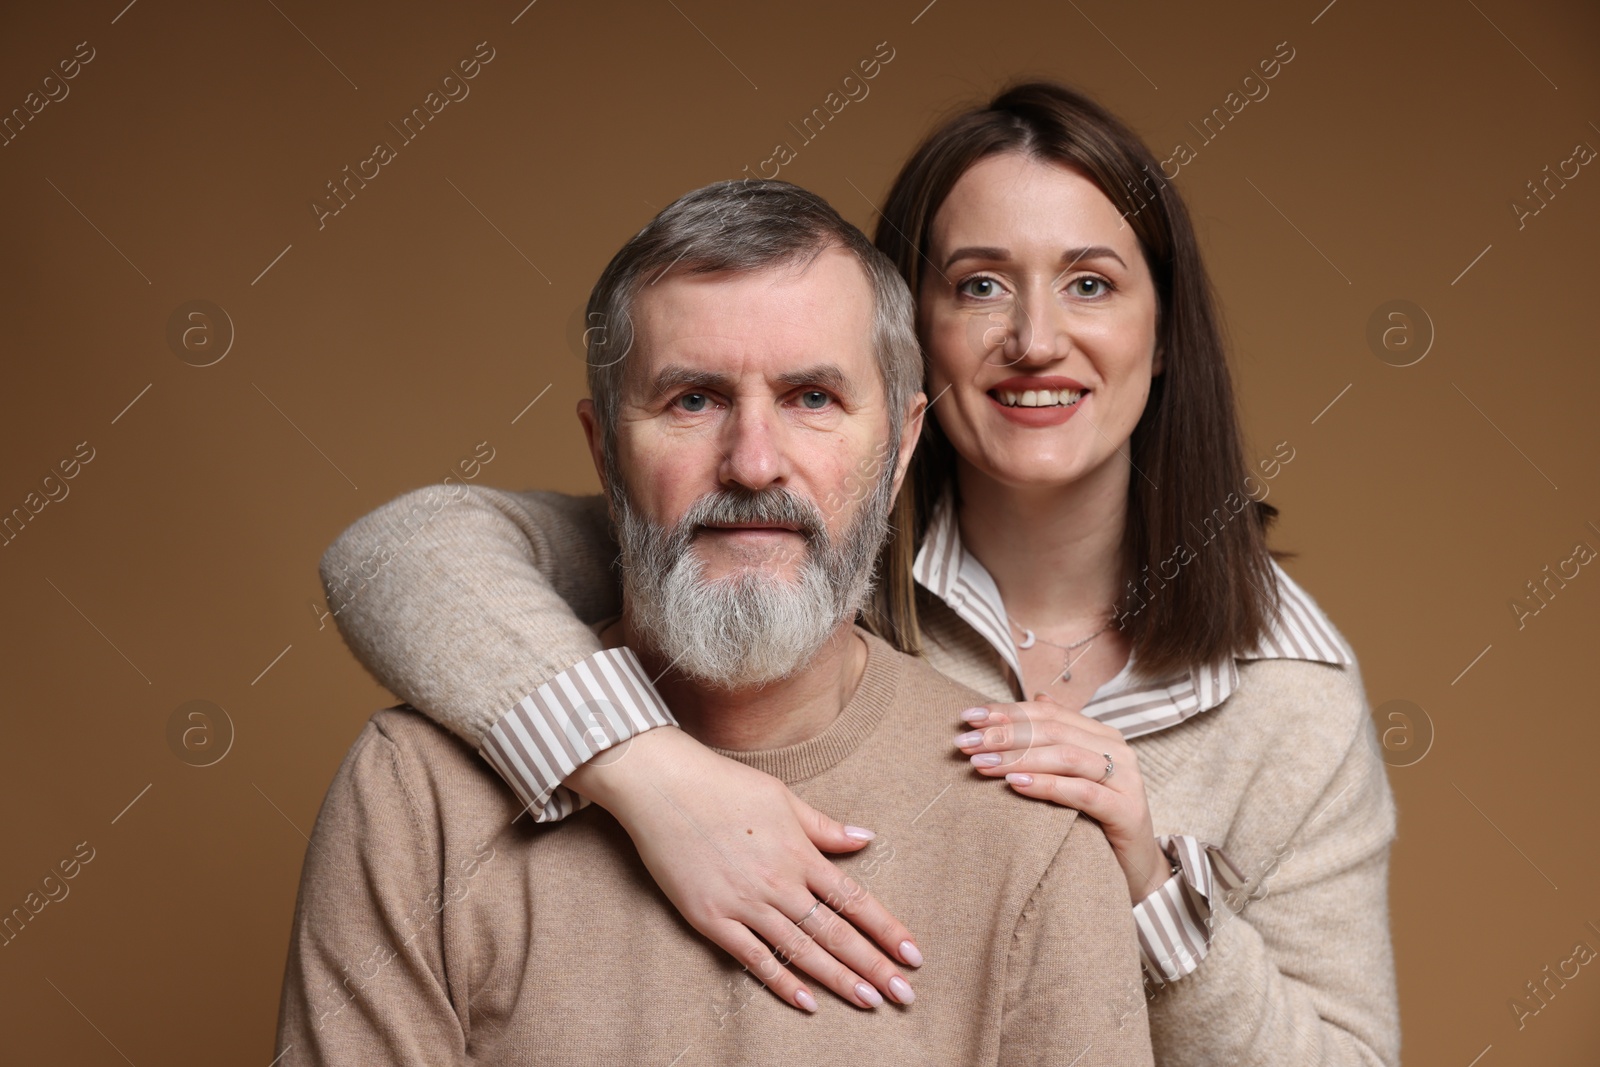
[276,628,1156,1065]
[320,486,1400,1066]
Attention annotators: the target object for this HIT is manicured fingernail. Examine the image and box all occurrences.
[1006,773,1033,787]
[899,940,924,967]
[971,753,1003,767]
[855,982,883,1007]
[888,976,915,1004]
[954,731,983,747]
[795,988,818,1012]
[960,707,989,723]
[844,825,876,841]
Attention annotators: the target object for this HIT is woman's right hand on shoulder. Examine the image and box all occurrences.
[567,726,923,1012]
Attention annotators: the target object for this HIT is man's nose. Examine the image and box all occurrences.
[716,402,789,491]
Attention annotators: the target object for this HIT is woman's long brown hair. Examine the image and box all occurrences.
[861,81,1280,679]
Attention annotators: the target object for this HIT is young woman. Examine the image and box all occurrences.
[321,83,1397,1063]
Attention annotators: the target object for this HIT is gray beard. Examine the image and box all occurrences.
[612,460,895,690]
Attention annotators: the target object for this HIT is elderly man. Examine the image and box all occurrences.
[276,181,1153,1065]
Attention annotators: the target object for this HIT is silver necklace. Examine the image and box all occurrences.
[1009,610,1116,683]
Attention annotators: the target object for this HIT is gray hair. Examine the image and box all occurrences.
[582,179,921,456]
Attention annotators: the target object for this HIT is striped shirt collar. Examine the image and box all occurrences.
[911,489,1353,740]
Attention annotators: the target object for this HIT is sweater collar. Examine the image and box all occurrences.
[912,489,1353,740]
[709,627,899,785]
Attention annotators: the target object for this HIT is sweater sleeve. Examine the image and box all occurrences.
[319,485,674,822]
[1000,816,1156,1067]
[274,720,467,1066]
[1146,706,1400,1067]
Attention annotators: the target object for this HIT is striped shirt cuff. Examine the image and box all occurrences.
[1133,834,1247,984]
[479,647,677,824]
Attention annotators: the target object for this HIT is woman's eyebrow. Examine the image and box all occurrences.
[1060,245,1128,270]
[942,244,1129,270]
[943,245,1007,270]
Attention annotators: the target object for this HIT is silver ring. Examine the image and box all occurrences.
[796,900,823,927]
[1099,753,1115,783]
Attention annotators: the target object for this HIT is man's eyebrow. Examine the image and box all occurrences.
[942,244,1129,271]
[774,363,851,395]
[642,363,855,401]
[643,364,736,401]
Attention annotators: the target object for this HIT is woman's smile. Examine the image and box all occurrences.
[984,374,1088,426]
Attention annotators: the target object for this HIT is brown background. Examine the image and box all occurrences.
[1,0,1596,1062]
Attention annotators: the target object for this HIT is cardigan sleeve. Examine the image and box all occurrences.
[1144,691,1400,1067]
[319,485,674,822]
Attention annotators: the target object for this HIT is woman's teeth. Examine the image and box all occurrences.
[993,388,1084,408]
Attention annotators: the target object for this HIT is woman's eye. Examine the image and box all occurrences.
[798,390,831,410]
[957,276,1003,299]
[677,392,710,413]
[1071,276,1110,297]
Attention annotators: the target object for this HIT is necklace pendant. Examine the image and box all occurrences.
[1058,667,1072,683]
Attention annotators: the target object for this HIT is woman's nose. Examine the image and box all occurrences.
[992,292,1072,369]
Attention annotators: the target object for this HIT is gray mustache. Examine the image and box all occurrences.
[680,488,827,542]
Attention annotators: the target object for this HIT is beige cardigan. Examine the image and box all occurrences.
[321,486,1400,1066]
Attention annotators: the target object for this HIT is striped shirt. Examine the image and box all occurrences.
[480,488,1355,984]
[912,489,1355,981]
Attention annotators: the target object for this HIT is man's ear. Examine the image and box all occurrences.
[576,399,610,500]
[889,390,928,498]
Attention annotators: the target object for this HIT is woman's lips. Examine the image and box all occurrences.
[983,383,1087,426]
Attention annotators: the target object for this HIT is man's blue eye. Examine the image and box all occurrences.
[679,393,709,412]
[800,391,830,409]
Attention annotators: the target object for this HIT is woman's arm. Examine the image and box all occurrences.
[319,483,924,1008]
[1143,711,1398,1067]
[959,680,1398,1065]
[321,484,622,749]
[321,484,644,817]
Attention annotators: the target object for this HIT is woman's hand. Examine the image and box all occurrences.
[568,726,922,1012]
[954,696,1172,903]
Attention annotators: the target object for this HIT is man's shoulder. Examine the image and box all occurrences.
[854,630,1086,839]
[366,704,477,761]
[346,706,522,826]
[861,628,992,711]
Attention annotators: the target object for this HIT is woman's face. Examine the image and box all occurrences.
[920,151,1162,493]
